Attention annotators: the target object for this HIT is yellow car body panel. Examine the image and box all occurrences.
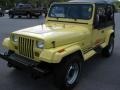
[2,38,15,51]
[2,3,114,63]
[2,23,91,63]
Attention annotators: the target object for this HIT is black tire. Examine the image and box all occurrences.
[102,36,114,57]
[9,14,14,19]
[0,13,3,17]
[7,62,22,70]
[2,13,4,16]
[18,16,21,18]
[27,13,32,19]
[36,16,39,19]
[53,55,82,89]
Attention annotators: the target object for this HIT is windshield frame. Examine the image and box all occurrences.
[48,3,93,20]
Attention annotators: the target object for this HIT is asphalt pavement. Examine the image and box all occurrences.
[0,14,120,90]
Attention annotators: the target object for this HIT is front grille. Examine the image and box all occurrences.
[18,37,34,59]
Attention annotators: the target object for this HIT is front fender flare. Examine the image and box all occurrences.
[52,45,83,63]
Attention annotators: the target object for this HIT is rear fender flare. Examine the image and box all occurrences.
[105,30,115,46]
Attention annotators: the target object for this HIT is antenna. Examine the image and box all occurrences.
[40,13,45,30]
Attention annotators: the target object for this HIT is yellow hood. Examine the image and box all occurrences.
[12,22,90,48]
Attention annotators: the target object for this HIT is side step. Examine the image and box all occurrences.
[84,50,96,61]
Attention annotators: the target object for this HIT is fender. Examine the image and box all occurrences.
[101,29,114,48]
[2,38,15,51]
[105,29,114,44]
[51,45,84,63]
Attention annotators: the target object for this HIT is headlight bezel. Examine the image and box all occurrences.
[11,34,19,42]
[36,41,44,49]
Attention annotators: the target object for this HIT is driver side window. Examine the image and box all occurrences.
[50,6,65,18]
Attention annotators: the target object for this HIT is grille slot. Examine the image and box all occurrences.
[19,37,34,59]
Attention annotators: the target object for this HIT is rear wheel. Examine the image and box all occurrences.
[27,13,32,19]
[18,16,22,18]
[102,36,114,57]
[53,55,82,89]
[2,13,4,16]
[9,14,14,19]
[36,16,39,18]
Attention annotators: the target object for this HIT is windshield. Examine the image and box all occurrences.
[48,4,93,20]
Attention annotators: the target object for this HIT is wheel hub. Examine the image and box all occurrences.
[66,63,79,85]
[108,39,114,54]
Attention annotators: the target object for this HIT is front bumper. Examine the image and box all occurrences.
[0,52,50,77]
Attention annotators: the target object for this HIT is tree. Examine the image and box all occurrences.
[0,0,69,9]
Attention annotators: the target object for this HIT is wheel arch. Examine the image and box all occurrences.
[111,32,115,38]
[108,32,115,44]
[60,50,84,63]
[104,30,115,47]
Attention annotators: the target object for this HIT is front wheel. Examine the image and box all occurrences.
[53,55,82,89]
[102,36,114,57]
[9,14,14,19]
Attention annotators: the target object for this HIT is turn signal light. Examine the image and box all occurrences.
[58,49,65,53]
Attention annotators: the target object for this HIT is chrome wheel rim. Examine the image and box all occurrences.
[108,39,114,54]
[66,63,79,85]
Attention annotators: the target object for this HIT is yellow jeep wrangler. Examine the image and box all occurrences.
[0,1,115,89]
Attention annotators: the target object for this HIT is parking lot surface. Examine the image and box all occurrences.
[0,14,120,90]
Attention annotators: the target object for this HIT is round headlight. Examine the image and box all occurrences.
[12,35,18,42]
[36,41,44,48]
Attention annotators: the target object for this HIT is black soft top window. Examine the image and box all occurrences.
[49,4,93,20]
[94,4,114,29]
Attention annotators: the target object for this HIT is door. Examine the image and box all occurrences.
[92,4,114,48]
[92,4,106,47]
